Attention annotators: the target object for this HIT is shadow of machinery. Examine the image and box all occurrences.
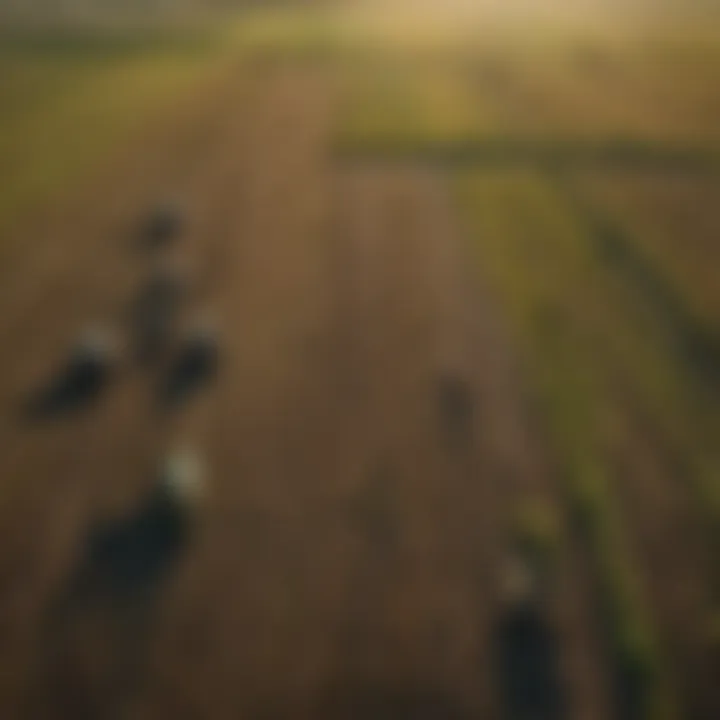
[22,352,113,421]
[492,600,566,720]
[32,485,197,720]
[159,331,218,410]
[49,483,194,621]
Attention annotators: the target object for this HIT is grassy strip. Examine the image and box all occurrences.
[0,25,220,56]
[555,175,720,634]
[230,6,359,62]
[572,172,720,335]
[457,170,676,719]
[558,179,720,392]
[511,497,561,586]
[537,356,672,720]
[336,135,720,173]
[335,38,720,156]
[0,25,236,237]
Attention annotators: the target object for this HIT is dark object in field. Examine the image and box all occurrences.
[161,319,219,408]
[37,453,206,717]
[49,451,205,617]
[62,485,189,602]
[142,202,184,248]
[131,261,190,362]
[25,328,117,419]
[493,553,564,720]
[438,372,475,446]
[35,453,205,720]
[493,600,565,720]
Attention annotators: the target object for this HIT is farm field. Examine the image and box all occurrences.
[0,3,719,719]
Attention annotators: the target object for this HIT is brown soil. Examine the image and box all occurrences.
[0,63,619,720]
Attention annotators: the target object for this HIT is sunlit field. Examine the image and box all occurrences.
[0,26,238,238]
[0,2,719,719]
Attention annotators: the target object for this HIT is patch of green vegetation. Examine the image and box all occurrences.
[335,33,720,157]
[552,176,720,614]
[0,25,235,237]
[707,611,720,655]
[512,498,561,578]
[231,7,355,62]
[458,170,677,720]
[336,135,720,171]
[569,461,668,720]
[574,172,720,330]
[456,166,720,616]
[560,179,720,388]
[339,56,488,149]
[0,26,220,57]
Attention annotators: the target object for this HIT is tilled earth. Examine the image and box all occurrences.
[0,63,618,720]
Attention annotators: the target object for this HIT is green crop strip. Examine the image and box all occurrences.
[458,170,677,720]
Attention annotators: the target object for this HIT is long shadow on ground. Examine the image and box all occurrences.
[493,602,565,720]
[31,486,195,720]
[23,356,112,421]
[159,337,218,410]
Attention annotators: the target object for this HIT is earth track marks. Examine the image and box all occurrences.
[0,62,255,720]
[1,63,611,720]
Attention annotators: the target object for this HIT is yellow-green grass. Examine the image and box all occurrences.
[484,40,720,143]
[335,36,720,154]
[511,498,561,579]
[0,27,236,237]
[458,169,678,719]
[340,56,488,148]
[557,174,720,610]
[604,39,720,141]
[226,8,720,156]
[460,163,720,596]
[456,170,700,419]
[574,172,720,331]
[231,5,481,58]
